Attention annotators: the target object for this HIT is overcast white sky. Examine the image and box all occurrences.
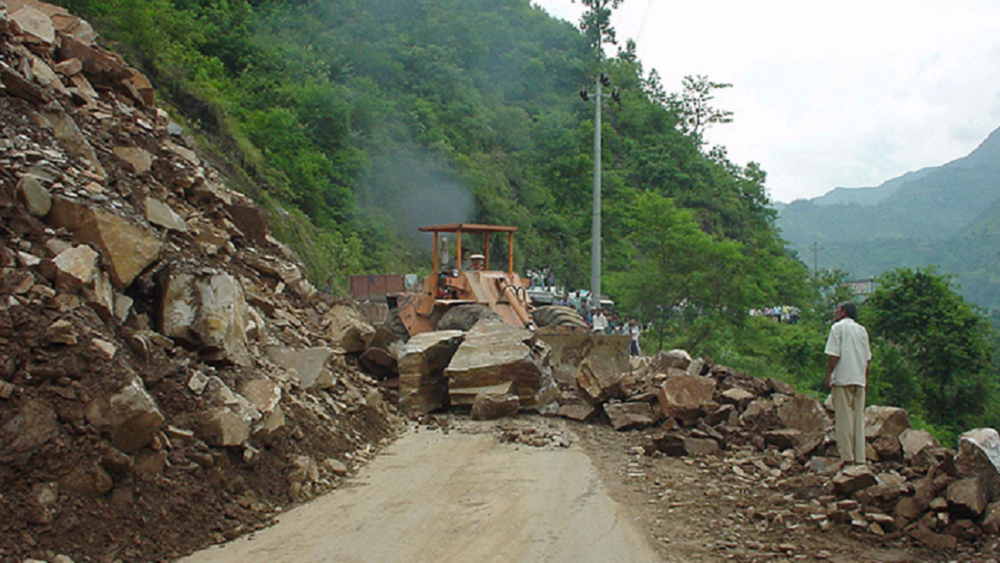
[531,0,1000,203]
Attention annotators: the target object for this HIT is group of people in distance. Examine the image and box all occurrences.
[749,305,800,324]
[521,271,644,355]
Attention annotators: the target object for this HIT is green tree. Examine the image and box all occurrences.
[575,0,624,57]
[610,192,748,350]
[809,268,855,317]
[865,267,999,434]
[671,75,733,143]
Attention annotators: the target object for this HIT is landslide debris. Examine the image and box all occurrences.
[0,2,399,561]
[553,350,1000,560]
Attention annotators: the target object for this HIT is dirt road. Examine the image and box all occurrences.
[180,420,659,563]
[179,415,975,563]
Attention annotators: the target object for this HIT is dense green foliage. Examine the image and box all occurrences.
[55,0,801,317]
[797,233,1000,317]
[714,267,1000,444]
[864,268,999,437]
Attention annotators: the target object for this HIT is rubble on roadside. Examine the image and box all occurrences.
[560,348,1000,553]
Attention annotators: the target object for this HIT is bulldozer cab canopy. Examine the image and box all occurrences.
[420,224,518,274]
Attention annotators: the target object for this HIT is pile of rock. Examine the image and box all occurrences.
[567,348,1000,550]
[392,319,557,418]
[0,2,398,560]
[358,313,627,421]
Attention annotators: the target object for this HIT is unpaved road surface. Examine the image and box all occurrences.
[181,416,976,563]
[180,420,659,563]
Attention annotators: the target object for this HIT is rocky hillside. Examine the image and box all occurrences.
[0,1,401,561]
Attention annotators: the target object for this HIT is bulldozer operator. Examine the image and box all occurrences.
[468,253,486,271]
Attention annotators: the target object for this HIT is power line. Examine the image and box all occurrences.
[634,0,654,45]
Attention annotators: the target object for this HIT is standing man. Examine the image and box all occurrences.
[531,269,543,288]
[628,318,641,356]
[592,308,608,334]
[825,301,871,466]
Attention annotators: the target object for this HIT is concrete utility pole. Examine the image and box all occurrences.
[590,73,603,310]
[810,241,823,277]
[581,74,619,309]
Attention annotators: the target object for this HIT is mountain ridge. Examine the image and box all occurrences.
[778,124,1000,311]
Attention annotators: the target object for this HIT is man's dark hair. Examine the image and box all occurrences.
[839,301,858,320]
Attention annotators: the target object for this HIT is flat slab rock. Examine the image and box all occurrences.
[445,321,556,410]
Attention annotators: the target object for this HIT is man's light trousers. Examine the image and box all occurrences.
[832,384,866,464]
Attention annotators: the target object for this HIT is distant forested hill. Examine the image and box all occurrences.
[778,125,1000,312]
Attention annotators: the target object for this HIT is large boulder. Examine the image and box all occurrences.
[470,390,520,421]
[359,344,399,379]
[52,244,98,291]
[535,332,630,385]
[719,387,755,407]
[0,399,59,461]
[84,379,165,452]
[47,199,162,290]
[202,376,261,423]
[657,374,716,423]
[398,330,464,414]
[946,477,988,517]
[197,407,250,447]
[984,502,1000,535]
[604,402,657,431]
[865,406,911,440]
[16,175,51,217]
[237,376,282,415]
[899,429,940,461]
[653,349,692,372]
[955,428,1000,501]
[160,269,251,366]
[265,346,335,390]
[776,393,829,434]
[75,207,162,289]
[59,463,113,498]
[322,304,375,353]
[575,357,624,404]
[144,197,188,232]
[832,464,877,496]
[39,109,105,179]
[445,321,556,411]
[9,3,54,45]
[112,146,154,175]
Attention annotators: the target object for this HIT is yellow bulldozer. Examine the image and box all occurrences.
[384,224,629,383]
[385,223,589,338]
